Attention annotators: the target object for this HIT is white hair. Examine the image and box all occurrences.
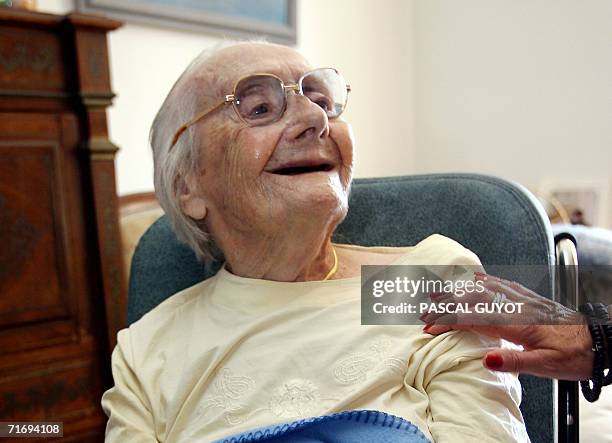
[149,42,232,262]
[151,39,287,262]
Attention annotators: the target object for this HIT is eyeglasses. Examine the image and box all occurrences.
[169,67,351,149]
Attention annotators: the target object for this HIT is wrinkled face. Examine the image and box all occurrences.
[181,43,354,243]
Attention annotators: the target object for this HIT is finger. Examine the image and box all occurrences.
[483,279,524,303]
[477,284,550,325]
[483,349,558,377]
[428,302,499,326]
[429,291,453,302]
[443,301,505,325]
[484,278,551,310]
[424,324,452,335]
[420,293,456,324]
[420,310,447,324]
[423,322,509,337]
[430,290,485,309]
[423,324,469,335]
[430,312,460,325]
[489,275,541,300]
[481,283,563,324]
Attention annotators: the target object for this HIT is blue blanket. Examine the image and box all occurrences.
[214,410,431,442]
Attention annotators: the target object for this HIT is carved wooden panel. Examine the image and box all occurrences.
[0,112,79,354]
[0,141,71,327]
[0,340,106,442]
[0,358,98,419]
[0,25,65,94]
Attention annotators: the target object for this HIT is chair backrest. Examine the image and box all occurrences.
[128,173,555,443]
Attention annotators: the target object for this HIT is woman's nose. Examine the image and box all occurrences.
[283,92,329,142]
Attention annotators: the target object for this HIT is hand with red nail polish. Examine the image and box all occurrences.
[484,353,504,370]
[423,272,598,380]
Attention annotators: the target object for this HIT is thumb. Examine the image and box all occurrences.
[483,349,553,376]
[423,323,475,335]
[423,324,453,335]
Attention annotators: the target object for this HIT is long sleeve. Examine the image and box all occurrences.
[101,329,159,442]
[420,331,529,443]
[403,237,529,442]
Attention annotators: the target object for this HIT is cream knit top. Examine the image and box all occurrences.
[102,234,529,442]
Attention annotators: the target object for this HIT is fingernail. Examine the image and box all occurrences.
[423,325,432,333]
[484,354,504,370]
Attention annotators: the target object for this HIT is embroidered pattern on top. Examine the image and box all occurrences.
[333,337,407,385]
[198,368,258,425]
[269,379,321,418]
[197,337,407,426]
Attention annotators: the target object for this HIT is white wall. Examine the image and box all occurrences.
[299,0,415,180]
[37,0,415,195]
[107,28,221,196]
[35,0,612,226]
[414,0,612,226]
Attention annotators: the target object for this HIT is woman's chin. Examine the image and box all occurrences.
[260,168,349,216]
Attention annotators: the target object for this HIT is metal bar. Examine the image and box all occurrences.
[555,237,579,443]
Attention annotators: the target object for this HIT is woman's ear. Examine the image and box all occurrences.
[178,174,208,220]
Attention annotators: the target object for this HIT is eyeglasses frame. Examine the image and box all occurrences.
[169,67,351,150]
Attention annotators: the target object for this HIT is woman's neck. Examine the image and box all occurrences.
[215,216,341,282]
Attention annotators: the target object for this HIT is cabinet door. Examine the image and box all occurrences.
[0,112,108,439]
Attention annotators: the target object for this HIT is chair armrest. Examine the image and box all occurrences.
[554,233,580,443]
[555,235,579,309]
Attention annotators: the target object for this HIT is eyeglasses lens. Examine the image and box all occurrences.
[301,68,348,118]
[234,69,348,126]
[234,75,286,125]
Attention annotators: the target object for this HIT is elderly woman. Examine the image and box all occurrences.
[102,42,529,442]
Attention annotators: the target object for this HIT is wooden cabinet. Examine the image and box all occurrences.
[0,9,124,441]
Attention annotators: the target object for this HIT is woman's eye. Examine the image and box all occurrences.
[315,99,330,111]
[249,103,269,117]
[306,92,332,112]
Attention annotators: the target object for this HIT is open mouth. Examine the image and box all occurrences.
[271,163,334,176]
